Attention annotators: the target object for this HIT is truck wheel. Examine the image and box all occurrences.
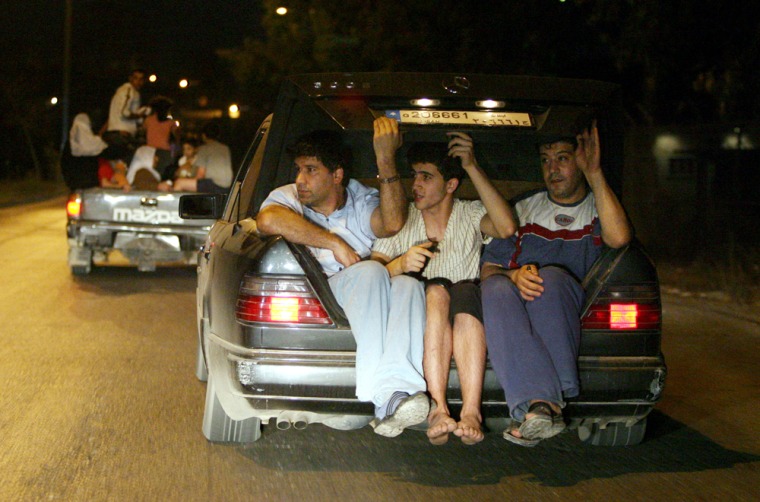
[71,265,91,276]
[578,418,647,446]
[202,374,261,443]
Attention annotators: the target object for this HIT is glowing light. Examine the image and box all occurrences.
[149,74,157,83]
[410,98,440,107]
[610,304,637,329]
[270,297,299,322]
[476,99,505,109]
[50,97,58,105]
[179,79,188,88]
[276,7,288,15]
[228,104,240,119]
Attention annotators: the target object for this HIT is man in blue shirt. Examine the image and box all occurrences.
[480,122,632,446]
[258,117,430,438]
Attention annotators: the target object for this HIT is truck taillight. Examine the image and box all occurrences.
[66,194,82,218]
[236,274,332,325]
[582,303,661,330]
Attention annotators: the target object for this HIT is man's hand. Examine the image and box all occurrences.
[373,117,403,171]
[510,264,544,301]
[446,132,477,171]
[331,239,362,268]
[575,120,601,180]
[399,241,436,274]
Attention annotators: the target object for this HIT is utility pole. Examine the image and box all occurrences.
[60,0,72,156]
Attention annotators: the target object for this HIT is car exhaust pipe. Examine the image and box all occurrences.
[292,413,309,430]
[276,416,292,430]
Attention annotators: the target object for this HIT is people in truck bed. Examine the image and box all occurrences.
[480,121,633,447]
[371,134,515,445]
[126,145,161,190]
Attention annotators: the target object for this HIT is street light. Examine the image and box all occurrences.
[228,104,240,119]
[276,6,287,15]
[179,79,189,88]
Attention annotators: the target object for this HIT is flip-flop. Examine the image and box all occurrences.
[518,401,566,440]
[503,420,540,447]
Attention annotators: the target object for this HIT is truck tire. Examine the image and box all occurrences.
[71,265,91,276]
[578,418,647,446]
[202,375,262,443]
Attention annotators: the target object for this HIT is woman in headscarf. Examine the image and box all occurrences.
[126,145,161,190]
[61,113,109,190]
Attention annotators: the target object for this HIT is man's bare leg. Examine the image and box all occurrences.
[452,313,486,445]
[423,285,457,445]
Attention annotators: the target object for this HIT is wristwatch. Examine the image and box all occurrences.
[377,175,400,184]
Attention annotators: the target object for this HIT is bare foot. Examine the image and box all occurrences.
[426,407,457,445]
[453,414,484,445]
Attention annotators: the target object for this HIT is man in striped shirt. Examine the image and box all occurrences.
[480,122,632,446]
[372,133,516,445]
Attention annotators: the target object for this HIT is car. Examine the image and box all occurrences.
[180,73,666,446]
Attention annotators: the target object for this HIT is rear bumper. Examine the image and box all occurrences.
[209,331,666,421]
[67,221,209,269]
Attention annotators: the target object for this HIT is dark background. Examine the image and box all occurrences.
[2,0,758,179]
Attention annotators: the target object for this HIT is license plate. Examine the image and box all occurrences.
[386,109,532,127]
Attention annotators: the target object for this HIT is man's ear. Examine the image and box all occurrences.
[333,167,344,185]
[446,178,459,194]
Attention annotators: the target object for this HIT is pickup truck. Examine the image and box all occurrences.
[180,73,666,447]
[66,188,214,274]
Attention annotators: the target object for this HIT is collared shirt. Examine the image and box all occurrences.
[372,199,489,283]
[481,189,602,281]
[260,179,380,276]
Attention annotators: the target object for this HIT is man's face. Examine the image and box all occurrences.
[539,141,587,204]
[129,72,146,91]
[411,162,452,211]
[294,156,342,210]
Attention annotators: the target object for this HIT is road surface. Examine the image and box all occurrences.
[1,197,757,500]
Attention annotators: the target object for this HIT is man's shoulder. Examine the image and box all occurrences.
[511,188,547,206]
[346,179,379,198]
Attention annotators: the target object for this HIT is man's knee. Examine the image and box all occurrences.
[425,283,450,306]
[481,274,518,305]
[536,266,584,306]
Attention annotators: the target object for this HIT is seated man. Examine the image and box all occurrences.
[257,117,430,438]
[480,122,632,446]
[371,133,515,445]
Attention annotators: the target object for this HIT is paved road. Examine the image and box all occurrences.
[1,197,758,500]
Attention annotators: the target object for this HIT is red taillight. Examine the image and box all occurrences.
[66,195,82,218]
[582,303,661,330]
[236,275,332,325]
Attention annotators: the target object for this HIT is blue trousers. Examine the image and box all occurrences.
[329,261,427,407]
[481,266,584,421]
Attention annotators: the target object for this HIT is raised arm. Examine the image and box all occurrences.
[370,117,408,237]
[447,132,516,239]
[257,204,361,267]
[575,122,632,249]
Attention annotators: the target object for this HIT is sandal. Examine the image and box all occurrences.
[503,420,540,447]
[518,401,566,440]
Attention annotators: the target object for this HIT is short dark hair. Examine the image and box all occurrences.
[289,130,351,185]
[406,142,465,183]
[537,135,578,152]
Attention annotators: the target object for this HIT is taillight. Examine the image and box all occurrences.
[582,303,661,330]
[236,274,332,325]
[66,194,82,218]
[581,284,661,331]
